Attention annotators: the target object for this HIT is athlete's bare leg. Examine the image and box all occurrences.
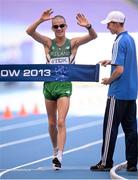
[45,96,70,162]
[57,96,70,153]
[45,99,58,154]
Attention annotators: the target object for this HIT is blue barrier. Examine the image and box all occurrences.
[0,64,100,82]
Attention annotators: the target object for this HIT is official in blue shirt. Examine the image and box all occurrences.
[109,31,137,100]
[90,11,138,172]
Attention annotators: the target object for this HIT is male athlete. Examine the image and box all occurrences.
[26,9,97,170]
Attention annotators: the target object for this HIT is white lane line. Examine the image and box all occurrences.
[0,166,89,171]
[0,133,49,148]
[0,118,47,132]
[0,121,102,148]
[0,133,124,178]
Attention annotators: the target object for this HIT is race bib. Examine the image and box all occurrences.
[50,57,69,64]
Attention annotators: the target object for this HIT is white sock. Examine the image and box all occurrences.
[57,150,63,162]
[53,147,58,157]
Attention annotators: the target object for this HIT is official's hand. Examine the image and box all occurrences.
[99,60,111,67]
[101,78,111,85]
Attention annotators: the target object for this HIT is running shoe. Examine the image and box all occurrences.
[52,157,62,170]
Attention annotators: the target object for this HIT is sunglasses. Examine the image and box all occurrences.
[52,24,66,29]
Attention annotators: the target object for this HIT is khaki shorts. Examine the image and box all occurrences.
[43,82,72,100]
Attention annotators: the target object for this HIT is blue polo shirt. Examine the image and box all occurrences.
[108,31,137,100]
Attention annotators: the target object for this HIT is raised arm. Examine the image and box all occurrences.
[71,13,97,47]
[26,9,53,45]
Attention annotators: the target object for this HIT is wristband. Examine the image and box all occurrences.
[86,24,92,30]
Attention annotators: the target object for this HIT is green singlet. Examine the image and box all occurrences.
[43,38,75,100]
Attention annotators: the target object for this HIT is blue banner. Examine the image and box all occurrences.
[0,64,100,82]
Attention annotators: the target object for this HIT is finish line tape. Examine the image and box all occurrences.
[0,64,100,82]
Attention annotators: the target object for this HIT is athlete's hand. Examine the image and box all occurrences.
[76,13,90,27]
[40,9,54,22]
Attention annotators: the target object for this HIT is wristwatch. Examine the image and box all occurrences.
[86,24,92,30]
